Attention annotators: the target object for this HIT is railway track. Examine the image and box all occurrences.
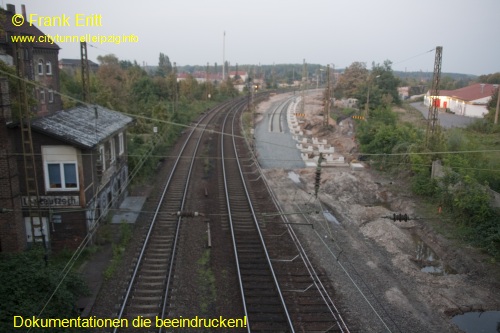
[112,101,231,332]
[269,96,295,133]
[221,100,294,332]
[110,93,350,332]
[220,98,350,332]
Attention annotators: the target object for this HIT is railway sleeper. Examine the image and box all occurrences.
[124,312,160,319]
[243,290,281,298]
[131,295,162,302]
[246,304,287,313]
[133,288,164,295]
[138,268,168,275]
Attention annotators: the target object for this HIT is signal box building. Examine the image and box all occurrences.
[0,85,134,251]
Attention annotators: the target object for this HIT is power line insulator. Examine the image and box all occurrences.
[392,213,409,222]
[173,211,205,217]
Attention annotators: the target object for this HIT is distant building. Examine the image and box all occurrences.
[0,4,62,116]
[59,58,99,75]
[229,71,248,83]
[424,83,498,117]
[177,72,222,84]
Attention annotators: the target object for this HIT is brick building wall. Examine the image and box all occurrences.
[0,77,26,252]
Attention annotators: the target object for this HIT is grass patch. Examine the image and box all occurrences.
[196,249,216,314]
[103,221,133,280]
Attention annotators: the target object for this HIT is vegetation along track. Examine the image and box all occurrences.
[219,96,350,332]
[110,92,350,332]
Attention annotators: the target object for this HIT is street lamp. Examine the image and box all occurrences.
[364,75,380,117]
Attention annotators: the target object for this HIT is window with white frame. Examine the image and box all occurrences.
[46,162,78,189]
[110,138,116,164]
[45,61,52,75]
[48,90,54,103]
[42,146,79,191]
[40,89,45,104]
[99,144,106,170]
[118,132,124,155]
[38,59,44,75]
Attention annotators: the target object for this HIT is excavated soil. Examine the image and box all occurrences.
[255,92,500,332]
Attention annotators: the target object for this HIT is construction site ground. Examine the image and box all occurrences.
[254,91,500,332]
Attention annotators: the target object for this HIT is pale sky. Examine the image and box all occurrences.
[4,0,500,75]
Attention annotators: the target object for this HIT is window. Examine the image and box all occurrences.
[40,89,45,104]
[46,61,52,75]
[99,145,106,171]
[46,162,78,190]
[110,138,116,164]
[38,59,44,75]
[118,133,124,155]
[48,90,54,103]
[51,215,62,224]
[42,146,79,192]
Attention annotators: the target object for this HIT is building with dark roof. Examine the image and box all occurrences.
[0,3,62,116]
[0,76,135,252]
[59,58,99,75]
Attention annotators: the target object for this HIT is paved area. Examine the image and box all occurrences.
[111,196,146,224]
[255,98,305,169]
[410,102,477,128]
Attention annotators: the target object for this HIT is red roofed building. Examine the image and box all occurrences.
[229,71,248,82]
[0,3,62,116]
[424,83,498,118]
[177,72,223,83]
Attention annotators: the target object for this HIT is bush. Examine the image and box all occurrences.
[0,248,88,332]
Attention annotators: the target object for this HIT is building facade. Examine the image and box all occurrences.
[424,83,498,118]
[0,4,63,116]
[0,75,134,251]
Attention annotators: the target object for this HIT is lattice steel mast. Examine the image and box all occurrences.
[80,41,91,103]
[426,46,443,145]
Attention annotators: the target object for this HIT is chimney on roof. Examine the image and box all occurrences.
[21,4,26,19]
[480,83,485,94]
[6,4,15,14]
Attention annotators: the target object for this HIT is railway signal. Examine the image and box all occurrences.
[352,115,365,120]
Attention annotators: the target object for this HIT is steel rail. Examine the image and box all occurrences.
[113,103,225,333]
[221,100,295,332]
[242,93,351,332]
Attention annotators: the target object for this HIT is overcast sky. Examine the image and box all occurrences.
[4,0,500,75]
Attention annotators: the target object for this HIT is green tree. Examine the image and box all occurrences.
[335,61,368,99]
[156,53,172,78]
[367,60,400,107]
[94,54,128,111]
